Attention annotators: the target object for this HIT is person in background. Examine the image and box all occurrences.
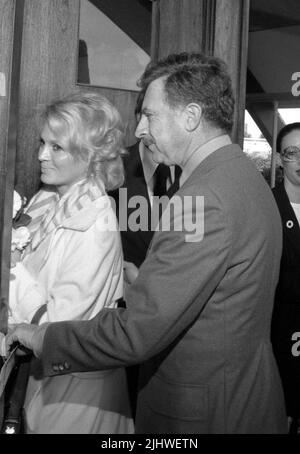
[112,90,181,271]
[7,92,134,434]
[7,52,287,434]
[110,90,182,418]
[271,122,300,434]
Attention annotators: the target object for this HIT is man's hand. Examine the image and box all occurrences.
[123,261,139,285]
[5,323,38,356]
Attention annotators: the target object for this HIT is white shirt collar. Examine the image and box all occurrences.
[180,134,232,186]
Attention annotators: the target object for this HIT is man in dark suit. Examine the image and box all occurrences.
[116,141,153,268]
[7,52,287,433]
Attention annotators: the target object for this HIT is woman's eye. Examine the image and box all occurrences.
[52,144,63,152]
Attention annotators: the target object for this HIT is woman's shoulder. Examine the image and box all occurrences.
[60,193,118,234]
[94,194,119,232]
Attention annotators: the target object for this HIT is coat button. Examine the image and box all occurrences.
[64,362,71,370]
[58,363,65,371]
[52,363,60,372]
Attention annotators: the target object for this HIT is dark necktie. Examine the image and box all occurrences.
[166,165,182,198]
[152,164,182,222]
[153,164,182,198]
[153,164,171,197]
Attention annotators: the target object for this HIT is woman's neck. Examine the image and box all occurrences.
[56,178,88,198]
[284,178,300,204]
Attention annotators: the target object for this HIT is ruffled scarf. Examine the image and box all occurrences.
[24,179,105,254]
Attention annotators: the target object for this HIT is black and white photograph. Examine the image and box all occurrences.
[0,0,300,441]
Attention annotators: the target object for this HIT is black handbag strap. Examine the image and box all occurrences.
[2,304,47,434]
[31,304,47,325]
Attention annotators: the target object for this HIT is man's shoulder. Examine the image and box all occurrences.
[179,147,275,213]
[181,145,246,190]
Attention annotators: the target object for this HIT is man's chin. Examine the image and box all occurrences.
[150,150,164,164]
[152,155,162,164]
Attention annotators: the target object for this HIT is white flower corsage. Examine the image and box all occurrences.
[11,190,32,256]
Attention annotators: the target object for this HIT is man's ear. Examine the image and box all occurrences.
[184,103,202,132]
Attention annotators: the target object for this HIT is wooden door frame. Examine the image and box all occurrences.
[0,0,25,334]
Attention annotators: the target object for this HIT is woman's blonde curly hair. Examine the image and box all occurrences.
[42,91,126,191]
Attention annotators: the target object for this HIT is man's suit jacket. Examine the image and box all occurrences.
[271,182,300,416]
[110,142,154,267]
[41,145,287,433]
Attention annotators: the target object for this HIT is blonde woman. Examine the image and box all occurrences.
[9,92,134,434]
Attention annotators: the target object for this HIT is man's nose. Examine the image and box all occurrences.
[135,116,148,139]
